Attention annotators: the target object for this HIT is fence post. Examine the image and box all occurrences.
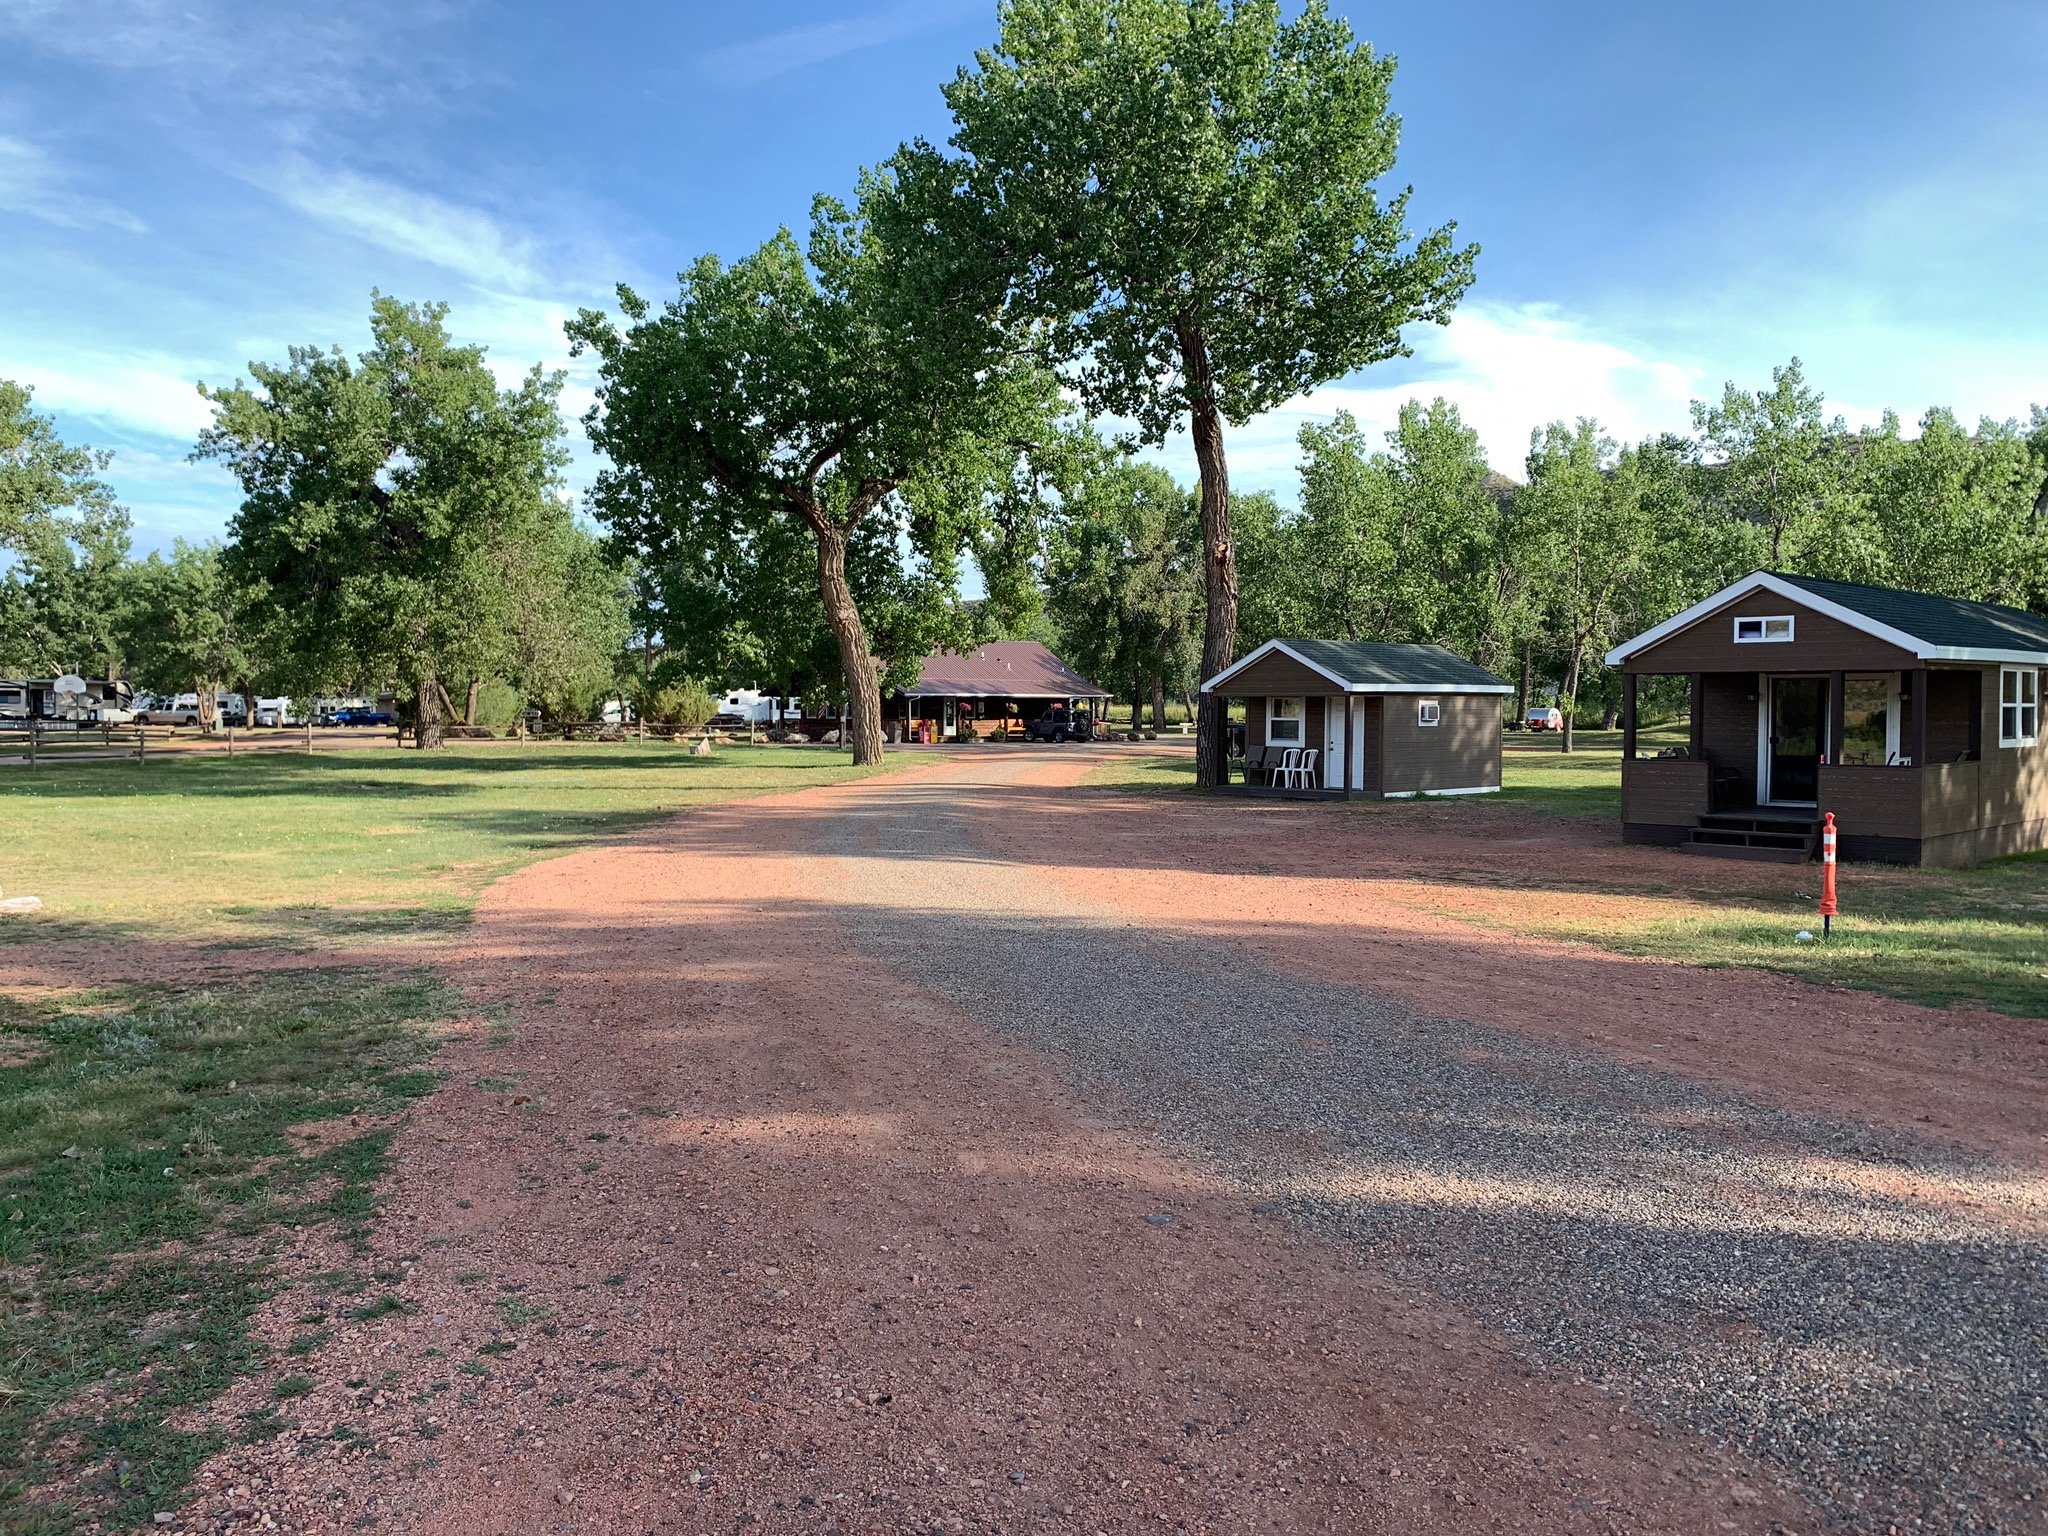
[305,720,313,754]
[137,727,146,765]
[28,727,36,769]
[227,723,235,758]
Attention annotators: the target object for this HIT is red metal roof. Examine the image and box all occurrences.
[904,641,1109,699]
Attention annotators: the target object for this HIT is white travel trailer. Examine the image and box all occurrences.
[717,689,802,725]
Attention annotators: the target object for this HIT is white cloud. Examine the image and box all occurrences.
[1138,300,1711,496]
[0,134,146,233]
[698,0,979,83]
[19,350,215,442]
[270,163,547,293]
[0,0,463,113]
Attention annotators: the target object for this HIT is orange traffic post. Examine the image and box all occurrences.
[1818,812,1839,937]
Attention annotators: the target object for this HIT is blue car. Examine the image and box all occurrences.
[333,707,394,727]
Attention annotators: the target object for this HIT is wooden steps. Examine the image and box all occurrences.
[1682,811,1818,863]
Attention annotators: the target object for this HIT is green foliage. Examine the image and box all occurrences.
[1690,357,1848,570]
[1043,454,1202,704]
[121,541,258,719]
[568,190,1051,762]
[1279,400,1513,657]
[195,295,608,742]
[1519,423,1706,744]
[0,381,133,678]
[920,0,1476,439]
[642,678,716,731]
[470,679,525,731]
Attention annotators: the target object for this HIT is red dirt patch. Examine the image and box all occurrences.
[181,754,1818,1534]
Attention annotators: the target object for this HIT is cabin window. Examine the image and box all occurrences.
[1839,677,1896,766]
[2001,667,2040,748]
[1734,615,1795,644]
[1416,698,1442,727]
[1267,696,1303,743]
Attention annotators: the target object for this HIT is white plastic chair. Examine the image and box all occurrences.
[1272,747,1301,788]
[1285,748,1320,789]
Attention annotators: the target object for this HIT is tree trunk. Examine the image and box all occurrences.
[813,521,883,766]
[1150,673,1166,735]
[415,666,445,749]
[464,676,481,727]
[1518,643,1532,724]
[1560,649,1582,754]
[195,680,218,734]
[1131,675,1145,734]
[1180,326,1238,789]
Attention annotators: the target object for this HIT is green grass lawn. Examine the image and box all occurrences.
[1083,737,2047,1018]
[1,742,901,943]
[1513,860,2048,1017]
[0,741,910,1532]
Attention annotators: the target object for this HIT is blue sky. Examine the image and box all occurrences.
[4,0,2046,555]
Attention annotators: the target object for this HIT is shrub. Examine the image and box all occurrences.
[471,680,525,731]
[644,678,717,732]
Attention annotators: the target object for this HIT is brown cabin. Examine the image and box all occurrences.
[1201,639,1511,798]
[1607,572,2048,865]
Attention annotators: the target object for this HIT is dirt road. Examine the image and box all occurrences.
[189,747,2045,1535]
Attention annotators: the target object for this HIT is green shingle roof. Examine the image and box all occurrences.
[1279,640,1511,691]
[1778,574,2048,656]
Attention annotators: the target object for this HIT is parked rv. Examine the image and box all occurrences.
[253,697,303,727]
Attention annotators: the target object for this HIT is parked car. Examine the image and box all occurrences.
[332,706,394,727]
[1025,707,1094,743]
[1524,706,1564,732]
[141,693,204,726]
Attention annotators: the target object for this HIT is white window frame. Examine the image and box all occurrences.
[1416,698,1442,727]
[2000,667,2040,748]
[1734,615,1796,644]
[1267,696,1303,744]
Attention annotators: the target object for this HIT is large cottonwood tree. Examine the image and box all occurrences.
[198,296,579,746]
[568,189,1045,766]
[902,0,1476,784]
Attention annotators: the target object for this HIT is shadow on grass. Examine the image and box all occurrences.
[0,969,452,1533]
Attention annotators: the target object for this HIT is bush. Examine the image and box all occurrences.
[471,680,526,730]
[644,678,717,732]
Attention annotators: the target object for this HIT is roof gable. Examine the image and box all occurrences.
[1203,639,1512,694]
[1606,572,2048,667]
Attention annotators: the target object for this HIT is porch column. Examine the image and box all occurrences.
[1828,671,1846,766]
[1688,674,1705,760]
[1622,672,1638,760]
[1343,693,1357,799]
[1910,668,1930,767]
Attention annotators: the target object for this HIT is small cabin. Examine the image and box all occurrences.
[1607,571,2048,865]
[1201,639,1512,797]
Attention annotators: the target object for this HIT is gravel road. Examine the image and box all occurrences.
[822,753,2047,1534]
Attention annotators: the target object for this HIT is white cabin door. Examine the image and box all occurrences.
[1324,699,1346,790]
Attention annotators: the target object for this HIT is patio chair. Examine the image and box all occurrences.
[1271,747,1301,788]
[1243,745,1273,785]
[1284,747,1319,789]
